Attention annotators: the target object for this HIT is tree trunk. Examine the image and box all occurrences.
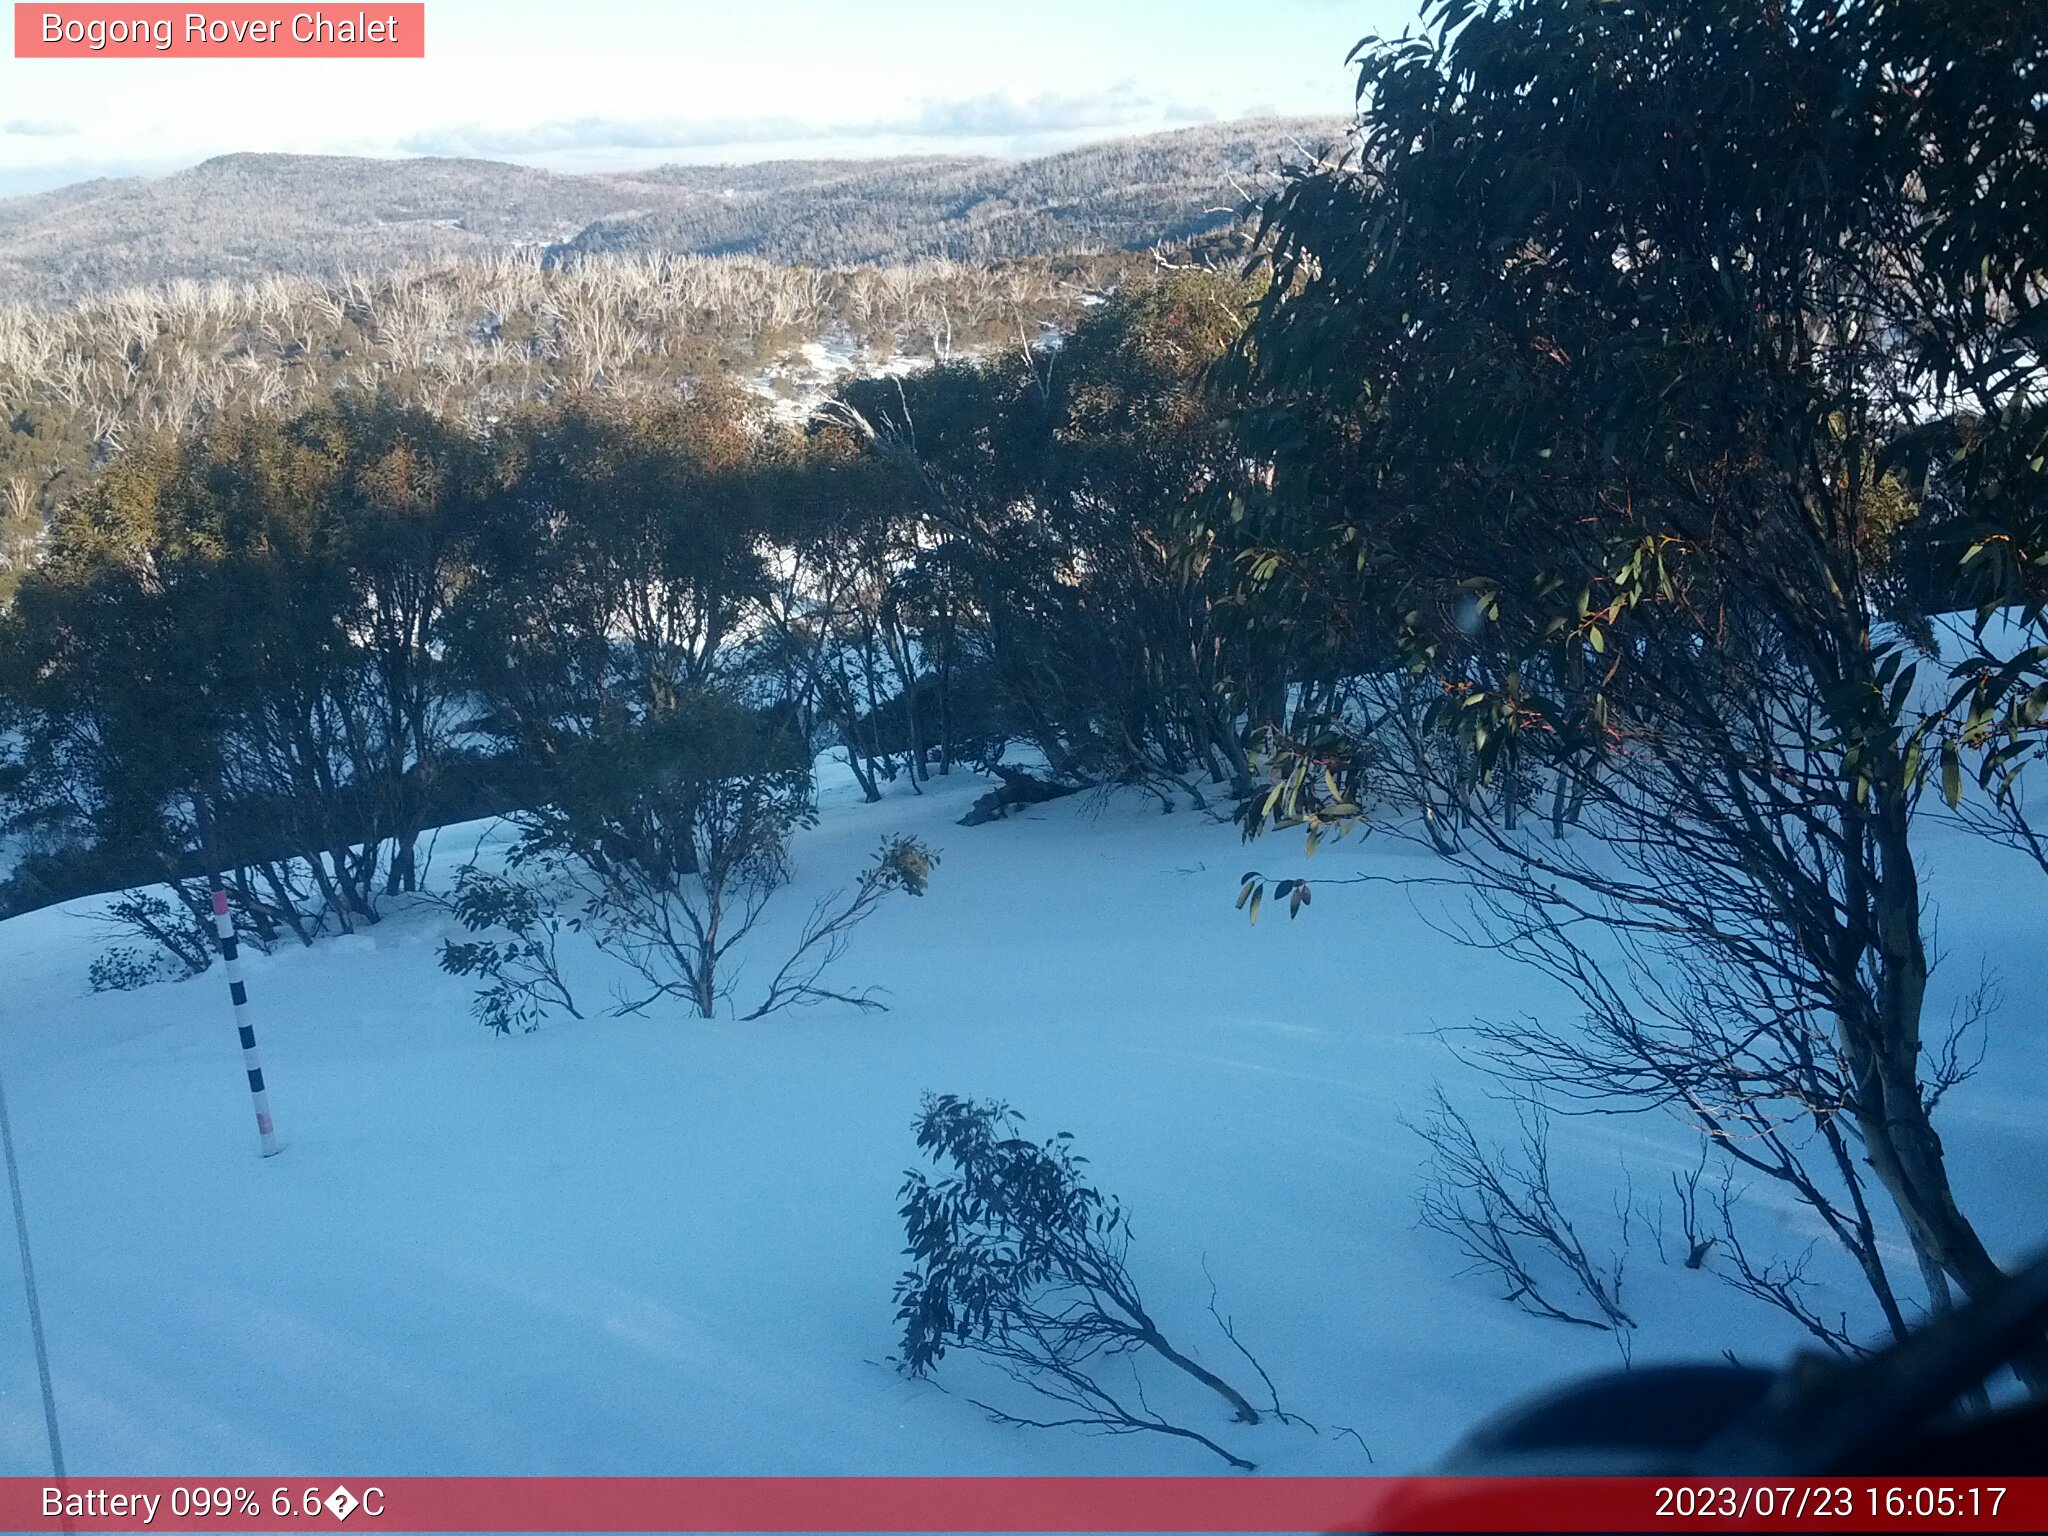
[1138,1326,1262,1425]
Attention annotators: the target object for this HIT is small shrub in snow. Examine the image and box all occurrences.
[1408,1089,1635,1342]
[507,710,822,1021]
[552,750,792,1020]
[438,866,583,1034]
[1665,1151,1871,1359]
[87,889,216,990]
[89,944,189,993]
[895,1093,1274,1470]
[743,834,938,1019]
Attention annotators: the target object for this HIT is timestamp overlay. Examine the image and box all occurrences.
[0,1477,2043,1532]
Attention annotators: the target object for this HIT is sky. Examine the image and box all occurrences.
[0,1,1418,198]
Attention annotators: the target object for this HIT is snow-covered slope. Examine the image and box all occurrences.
[0,761,2042,1476]
[747,336,931,426]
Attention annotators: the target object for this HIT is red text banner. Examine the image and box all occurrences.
[1,1476,2043,1532]
[14,5,424,58]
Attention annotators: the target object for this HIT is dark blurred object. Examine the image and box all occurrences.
[1438,1249,2048,1474]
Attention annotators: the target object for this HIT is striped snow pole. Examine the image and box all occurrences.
[208,882,283,1158]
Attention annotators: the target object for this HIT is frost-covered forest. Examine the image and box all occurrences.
[0,117,1340,303]
[0,247,1148,596]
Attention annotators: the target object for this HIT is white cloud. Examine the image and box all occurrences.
[397,116,815,157]
[395,82,1188,160]
[900,82,1155,136]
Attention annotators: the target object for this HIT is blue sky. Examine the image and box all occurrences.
[0,1,1418,196]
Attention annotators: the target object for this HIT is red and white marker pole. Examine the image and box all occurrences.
[208,882,283,1158]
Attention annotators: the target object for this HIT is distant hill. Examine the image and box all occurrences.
[554,119,1346,267]
[0,118,1347,303]
[0,155,678,301]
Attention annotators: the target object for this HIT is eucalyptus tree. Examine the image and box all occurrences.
[1226,0,2048,1354]
[833,270,1282,803]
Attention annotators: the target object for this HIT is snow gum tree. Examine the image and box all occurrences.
[442,391,934,1022]
[829,271,1311,806]
[896,1093,1276,1469]
[1224,0,2048,1373]
[0,397,480,940]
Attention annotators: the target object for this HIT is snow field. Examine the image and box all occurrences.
[0,758,2041,1476]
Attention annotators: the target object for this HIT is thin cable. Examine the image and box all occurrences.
[0,1062,65,1480]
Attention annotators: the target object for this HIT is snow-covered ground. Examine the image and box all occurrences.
[745,324,1066,426]
[748,336,930,426]
[0,758,2043,1477]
